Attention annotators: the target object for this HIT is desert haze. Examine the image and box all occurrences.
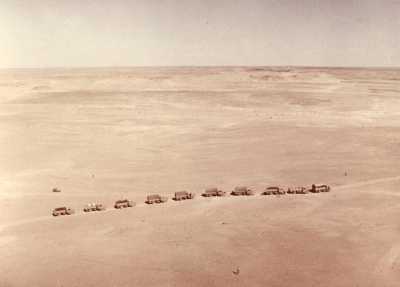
[0,67,400,286]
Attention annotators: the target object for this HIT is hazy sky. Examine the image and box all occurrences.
[1,0,399,68]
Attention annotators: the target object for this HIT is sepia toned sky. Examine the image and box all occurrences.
[0,0,399,68]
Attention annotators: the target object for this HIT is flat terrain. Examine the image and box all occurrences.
[0,67,400,286]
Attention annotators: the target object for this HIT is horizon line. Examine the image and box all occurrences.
[1,65,400,71]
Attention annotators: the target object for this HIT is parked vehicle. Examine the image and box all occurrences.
[262,186,286,195]
[145,194,168,204]
[295,187,309,194]
[173,191,195,201]
[114,199,135,209]
[202,187,226,197]
[287,186,308,194]
[286,187,296,194]
[52,206,74,216]
[310,184,331,193]
[52,188,61,193]
[83,203,106,212]
[231,186,254,196]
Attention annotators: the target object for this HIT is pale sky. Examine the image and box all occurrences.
[1,0,399,68]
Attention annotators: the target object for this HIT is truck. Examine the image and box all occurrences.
[309,184,331,193]
[262,186,286,195]
[173,191,195,201]
[145,194,168,204]
[114,199,135,209]
[202,187,226,197]
[287,186,308,194]
[52,206,74,216]
[231,186,254,196]
[83,203,106,212]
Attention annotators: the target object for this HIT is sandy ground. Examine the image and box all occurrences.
[0,67,399,286]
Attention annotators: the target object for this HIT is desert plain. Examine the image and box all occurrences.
[0,67,400,286]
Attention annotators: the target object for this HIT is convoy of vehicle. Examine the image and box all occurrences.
[51,184,331,216]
